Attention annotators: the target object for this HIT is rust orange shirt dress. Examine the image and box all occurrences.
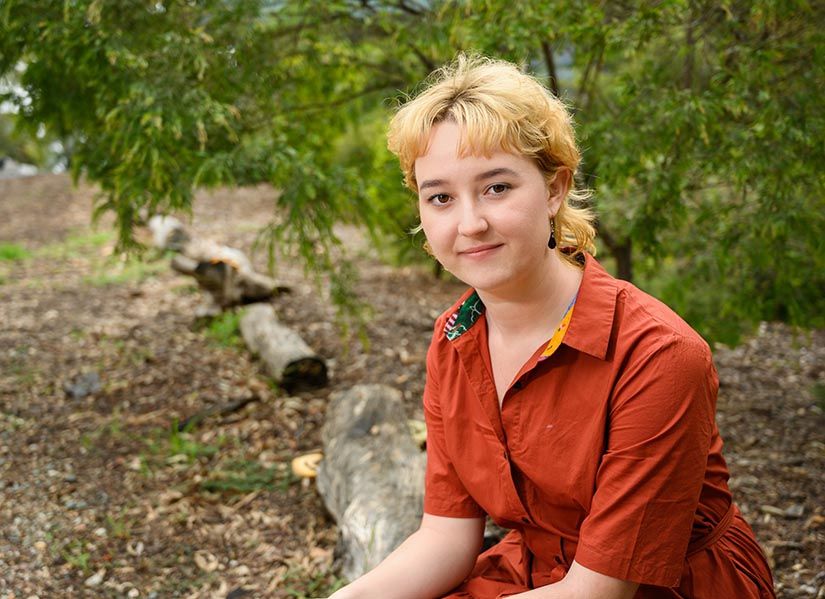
[423,255,775,598]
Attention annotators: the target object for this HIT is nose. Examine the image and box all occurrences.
[456,199,488,237]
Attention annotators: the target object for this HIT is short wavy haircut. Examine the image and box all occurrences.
[387,54,596,265]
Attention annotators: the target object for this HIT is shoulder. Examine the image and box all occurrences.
[606,279,718,417]
[572,255,713,365]
[596,280,719,434]
[612,277,712,361]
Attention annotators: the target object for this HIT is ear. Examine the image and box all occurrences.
[547,168,572,216]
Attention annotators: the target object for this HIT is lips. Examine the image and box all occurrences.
[458,243,503,256]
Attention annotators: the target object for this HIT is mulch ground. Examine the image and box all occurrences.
[0,174,822,598]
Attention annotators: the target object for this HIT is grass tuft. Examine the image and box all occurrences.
[0,243,30,262]
[203,310,244,348]
[199,460,297,494]
[84,257,167,287]
[280,567,346,598]
[60,538,92,574]
[813,382,825,412]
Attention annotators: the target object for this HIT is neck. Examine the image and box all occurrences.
[478,251,583,340]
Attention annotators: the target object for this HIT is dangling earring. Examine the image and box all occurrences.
[548,218,557,250]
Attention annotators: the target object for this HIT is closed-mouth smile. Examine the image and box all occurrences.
[459,244,503,256]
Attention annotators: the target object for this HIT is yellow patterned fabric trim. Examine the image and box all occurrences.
[540,299,576,359]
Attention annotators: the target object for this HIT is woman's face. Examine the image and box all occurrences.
[415,121,561,297]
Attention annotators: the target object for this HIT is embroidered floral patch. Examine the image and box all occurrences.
[445,292,484,340]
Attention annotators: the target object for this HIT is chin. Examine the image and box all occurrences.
[457,272,512,294]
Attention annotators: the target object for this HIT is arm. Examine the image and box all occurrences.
[508,561,639,599]
[329,513,485,599]
[572,333,717,586]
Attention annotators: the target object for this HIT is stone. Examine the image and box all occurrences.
[84,569,105,587]
[63,372,101,399]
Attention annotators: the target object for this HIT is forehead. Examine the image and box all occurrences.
[414,121,538,183]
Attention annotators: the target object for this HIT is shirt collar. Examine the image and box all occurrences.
[562,253,618,360]
[444,289,484,341]
[444,253,618,360]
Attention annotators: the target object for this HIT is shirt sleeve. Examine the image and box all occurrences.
[574,333,718,587]
[422,322,486,519]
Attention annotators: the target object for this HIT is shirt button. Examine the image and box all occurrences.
[503,450,509,461]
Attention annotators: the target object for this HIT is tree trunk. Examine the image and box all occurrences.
[613,240,634,282]
[597,221,634,283]
[541,41,560,98]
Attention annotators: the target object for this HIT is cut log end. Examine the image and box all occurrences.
[282,357,328,391]
[240,303,328,391]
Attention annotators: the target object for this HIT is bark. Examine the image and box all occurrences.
[239,303,327,391]
[316,384,425,581]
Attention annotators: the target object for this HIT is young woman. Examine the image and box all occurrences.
[329,55,775,599]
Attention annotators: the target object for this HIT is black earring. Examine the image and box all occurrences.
[548,219,557,250]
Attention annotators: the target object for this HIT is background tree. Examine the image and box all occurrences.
[2,0,822,343]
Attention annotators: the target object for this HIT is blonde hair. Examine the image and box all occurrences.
[387,54,596,265]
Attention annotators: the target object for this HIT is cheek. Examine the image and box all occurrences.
[420,218,444,244]
[418,206,439,232]
[420,215,454,253]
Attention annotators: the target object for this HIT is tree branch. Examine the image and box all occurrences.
[284,81,401,115]
[597,218,619,253]
[577,41,605,110]
[396,0,426,16]
[408,43,437,74]
[541,41,560,97]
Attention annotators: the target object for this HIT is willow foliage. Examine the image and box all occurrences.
[2,1,822,342]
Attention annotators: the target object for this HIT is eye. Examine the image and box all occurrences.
[426,193,452,206]
[487,183,511,195]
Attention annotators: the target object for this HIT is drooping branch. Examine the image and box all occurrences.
[408,43,437,74]
[285,81,400,115]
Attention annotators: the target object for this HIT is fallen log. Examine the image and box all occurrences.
[148,215,287,313]
[147,215,191,251]
[239,303,327,391]
[171,254,286,317]
[316,384,425,581]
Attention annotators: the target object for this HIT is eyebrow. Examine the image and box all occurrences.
[418,167,521,191]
